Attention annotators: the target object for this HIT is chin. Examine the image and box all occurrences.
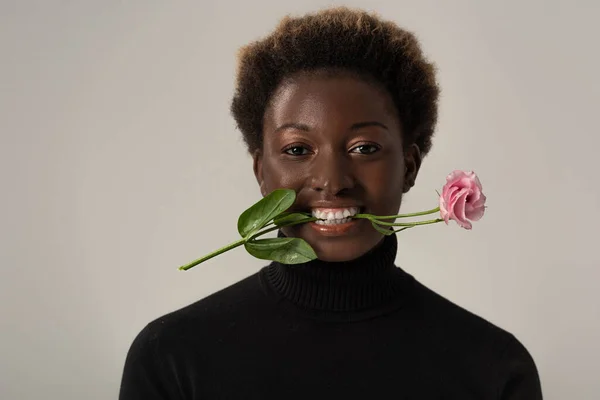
[315,250,365,262]
[313,237,381,262]
[281,222,384,263]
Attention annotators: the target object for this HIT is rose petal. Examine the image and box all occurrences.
[471,190,487,209]
[439,170,485,229]
[439,195,450,224]
[465,191,486,221]
[447,186,462,208]
[465,203,485,221]
[452,189,472,229]
[467,183,481,202]
[445,170,469,186]
[440,186,459,224]
[470,172,483,190]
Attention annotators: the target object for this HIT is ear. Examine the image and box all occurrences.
[252,149,267,196]
[403,143,422,193]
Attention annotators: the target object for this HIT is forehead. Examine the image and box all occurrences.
[264,72,400,130]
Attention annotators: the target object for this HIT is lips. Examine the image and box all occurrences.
[294,205,363,236]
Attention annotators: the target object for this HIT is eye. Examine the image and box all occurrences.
[283,145,311,156]
[350,143,381,155]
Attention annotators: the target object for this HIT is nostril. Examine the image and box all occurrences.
[309,172,354,195]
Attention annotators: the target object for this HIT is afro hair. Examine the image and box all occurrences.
[231,7,440,157]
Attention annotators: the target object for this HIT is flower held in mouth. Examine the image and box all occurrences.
[178,170,487,270]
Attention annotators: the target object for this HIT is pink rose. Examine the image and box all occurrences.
[439,170,486,229]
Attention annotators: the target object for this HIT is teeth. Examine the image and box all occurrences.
[315,218,351,225]
[311,207,360,222]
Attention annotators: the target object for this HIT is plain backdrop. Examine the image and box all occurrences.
[1,1,599,399]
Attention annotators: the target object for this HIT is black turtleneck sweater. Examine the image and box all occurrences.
[119,234,542,399]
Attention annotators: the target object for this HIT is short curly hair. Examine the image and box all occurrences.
[231,7,440,157]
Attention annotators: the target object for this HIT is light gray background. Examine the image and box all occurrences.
[1,1,599,399]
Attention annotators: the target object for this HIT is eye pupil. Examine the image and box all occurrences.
[357,145,376,154]
[285,146,307,156]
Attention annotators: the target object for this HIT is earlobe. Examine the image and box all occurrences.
[403,143,422,193]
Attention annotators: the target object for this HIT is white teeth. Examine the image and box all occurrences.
[315,218,351,225]
[311,207,360,223]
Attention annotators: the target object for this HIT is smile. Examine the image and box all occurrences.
[311,207,360,225]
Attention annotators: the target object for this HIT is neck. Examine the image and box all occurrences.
[263,233,408,313]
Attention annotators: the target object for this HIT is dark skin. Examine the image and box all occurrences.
[253,71,422,262]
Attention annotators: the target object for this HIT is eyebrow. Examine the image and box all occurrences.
[273,122,311,134]
[274,121,389,134]
[350,121,389,131]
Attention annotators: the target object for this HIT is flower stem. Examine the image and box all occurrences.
[179,217,317,271]
[372,218,444,227]
[179,237,246,271]
[354,206,440,220]
[249,216,316,240]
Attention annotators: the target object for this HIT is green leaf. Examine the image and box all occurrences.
[273,212,315,227]
[244,237,317,264]
[237,189,296,238]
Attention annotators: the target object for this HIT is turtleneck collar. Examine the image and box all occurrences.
[260,232,413,319]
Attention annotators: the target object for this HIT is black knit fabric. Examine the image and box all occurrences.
[119,234,543,399]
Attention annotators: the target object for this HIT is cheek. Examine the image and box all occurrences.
[261,156,306,192]
[358,160,405,209]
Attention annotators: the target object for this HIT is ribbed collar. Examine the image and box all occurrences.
[260,232,412,320]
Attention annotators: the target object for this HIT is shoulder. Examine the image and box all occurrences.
[408,277,513,340]
[494,332,543,398]
[120,272,266,397]
[122,272,266,381]
[406,276,538,363]
[404,277,542,396]
[134,271,265,346]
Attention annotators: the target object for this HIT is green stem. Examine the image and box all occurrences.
[179,237,246,271]
[389,226,414,234]
[354,206,440,220]
[179,217,317,271]
[250,217,317,240]
[372,218,444,227]
[394,226,413,232]
[248,224,280,240]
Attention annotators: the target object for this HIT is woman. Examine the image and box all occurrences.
[120,7,542,399]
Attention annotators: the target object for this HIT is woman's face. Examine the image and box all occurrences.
[254,72,421,262]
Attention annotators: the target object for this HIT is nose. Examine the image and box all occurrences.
[309,151,354,195]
